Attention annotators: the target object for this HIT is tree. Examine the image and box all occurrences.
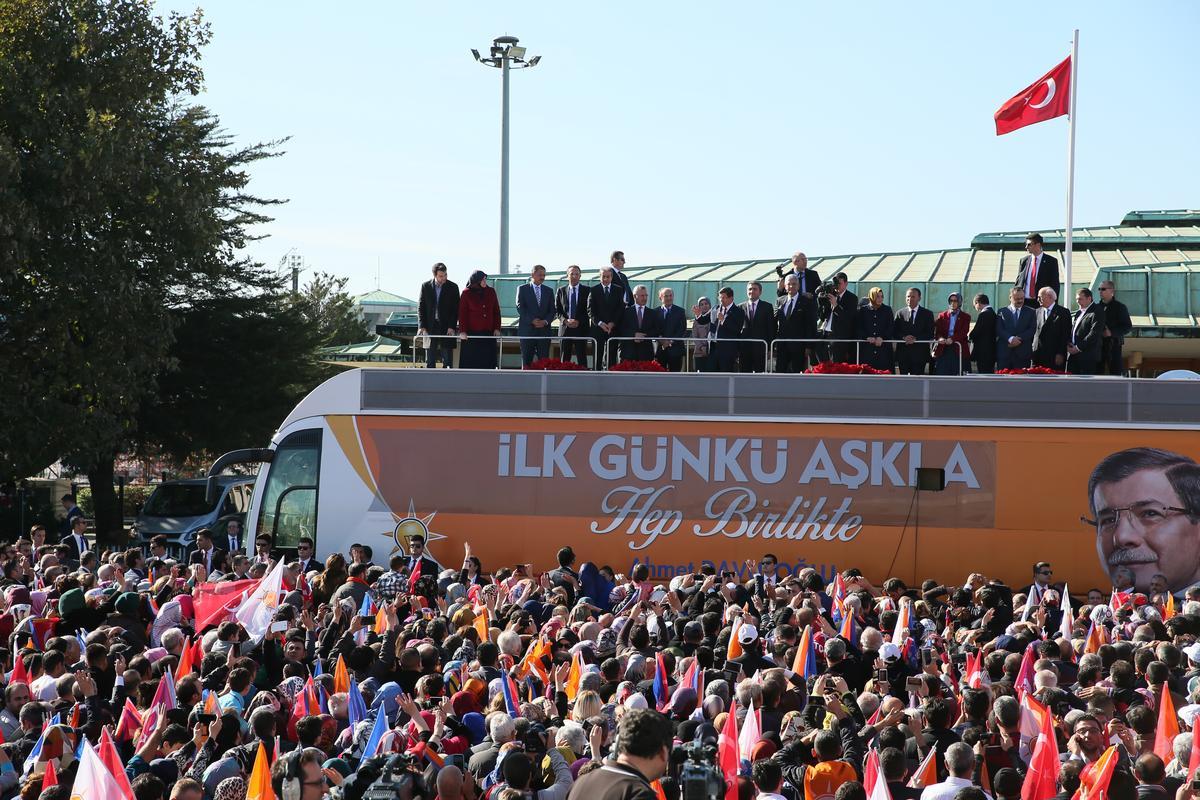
[135,289,328,465]
[298,272,371,348]
[0,0,284,545]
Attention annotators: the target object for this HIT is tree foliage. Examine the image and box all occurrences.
[298,272,371,348]
[0,0,322,543]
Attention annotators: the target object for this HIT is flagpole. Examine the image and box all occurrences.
[1064,29,1079,306]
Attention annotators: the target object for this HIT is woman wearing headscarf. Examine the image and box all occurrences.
[457,271,501,369]
[857,286,895,371]
[214,776,247,800]
[578,563,614,613]
[691,296,713,371]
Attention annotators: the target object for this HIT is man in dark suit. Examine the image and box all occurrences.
[609,250,634,306]
[1031,287,1072,371]
[775,251,822,298]
[1014,232,1060,300]
[706,286,746,372]
[223,519,244,556]
[516,264,556,366]
[589,267,626,370]
[618,285,661,362]
[401,534,440,588]
[1098,280,1133,376]
[739,280,776,373]
[996,287,1036,370]
[819,272,858,362]
[653,287,687,372]
[62,515,89,566]
[893,287,935,375]
[555,265,591,368]
[969,294,998,374]
[775,273,817,373]
[1067,288,1106,374]
[417,262,460,369]
[296,536,320,574]
[59,494,84,542]
[188,528,227,575]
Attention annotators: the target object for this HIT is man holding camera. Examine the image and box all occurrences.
[818,272,858,363]
[776,251,822,298]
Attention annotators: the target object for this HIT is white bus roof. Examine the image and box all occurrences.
[277,368,1200,433]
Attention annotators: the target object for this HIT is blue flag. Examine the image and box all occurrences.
[347,681,367,728]
[312,658,323,678]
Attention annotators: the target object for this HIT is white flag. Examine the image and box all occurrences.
[234,560,285,642]
[1059,583,1073,641]
[70,739,123,800]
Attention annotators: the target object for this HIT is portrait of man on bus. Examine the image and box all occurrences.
[1086,447,1200,594]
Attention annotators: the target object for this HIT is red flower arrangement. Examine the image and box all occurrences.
[524,358,586,371]
[805,362,890,375]
[995,366,1065,375]
[610,359,667,372]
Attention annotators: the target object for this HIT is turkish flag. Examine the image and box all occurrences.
[994,56,1071,135]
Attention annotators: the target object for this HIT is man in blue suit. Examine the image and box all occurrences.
[516,264,556,366]
[996,286,1036,370]
[654,287,688,371]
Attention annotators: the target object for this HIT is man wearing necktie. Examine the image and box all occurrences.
[618,285,661,362]
[188,528,227,575]
[740,281,776,373]
[589,267,626,370]
[555,265,592,368]
[516,265,555,366]
[63,515,89,567]
[1015,232,1061,300]
[225,519,244,555]
[403,534,439,594]
[653,287,687,372]
[774,274,817,373]
[418,263,460,369]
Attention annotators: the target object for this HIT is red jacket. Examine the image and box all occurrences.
[933,309,971,359]
[458,287,501,334]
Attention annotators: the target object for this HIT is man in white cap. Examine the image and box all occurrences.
[727,622,776,679]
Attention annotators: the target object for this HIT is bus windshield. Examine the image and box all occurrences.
[256,429,321,549]
[142,484,213,518]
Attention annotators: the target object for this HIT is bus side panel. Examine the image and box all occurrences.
[340,415,1200,595]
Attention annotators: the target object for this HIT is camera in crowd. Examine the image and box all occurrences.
[356,753,428,800]
[671,737,724,800]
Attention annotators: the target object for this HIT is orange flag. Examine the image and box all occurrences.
[564,651,583,701]
[374,606,388,635]
[651,780,668,800]
[1154,683,1180,764]
[907,747,938,788]
[247,742,275,800]
[1076,745,1120,800]
[473,607,491,643]
[333,655,351,695]
[176,637,195,676]
[726,618,744,661]
[1166,593,1177,620]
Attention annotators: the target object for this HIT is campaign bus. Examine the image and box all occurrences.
[209,368,1200,594]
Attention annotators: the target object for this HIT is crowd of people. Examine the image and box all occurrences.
[415,237,1134,375]
[2,520,1199,800]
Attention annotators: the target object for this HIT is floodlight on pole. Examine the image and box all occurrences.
[472,35,540,276]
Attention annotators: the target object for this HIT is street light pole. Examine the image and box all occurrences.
[500,53,510,277]
[472,36,540,276]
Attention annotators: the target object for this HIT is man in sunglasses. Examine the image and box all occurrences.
[1088,447,1200,593]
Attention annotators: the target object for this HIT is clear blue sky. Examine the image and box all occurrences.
[157,2,1199,297]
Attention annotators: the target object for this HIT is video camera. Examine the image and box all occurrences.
[358,752,428,800]
[671,738,724,800]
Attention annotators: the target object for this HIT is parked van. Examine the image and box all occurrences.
[133,476,255,561]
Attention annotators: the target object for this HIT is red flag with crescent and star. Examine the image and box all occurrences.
[995,56,1071,135]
